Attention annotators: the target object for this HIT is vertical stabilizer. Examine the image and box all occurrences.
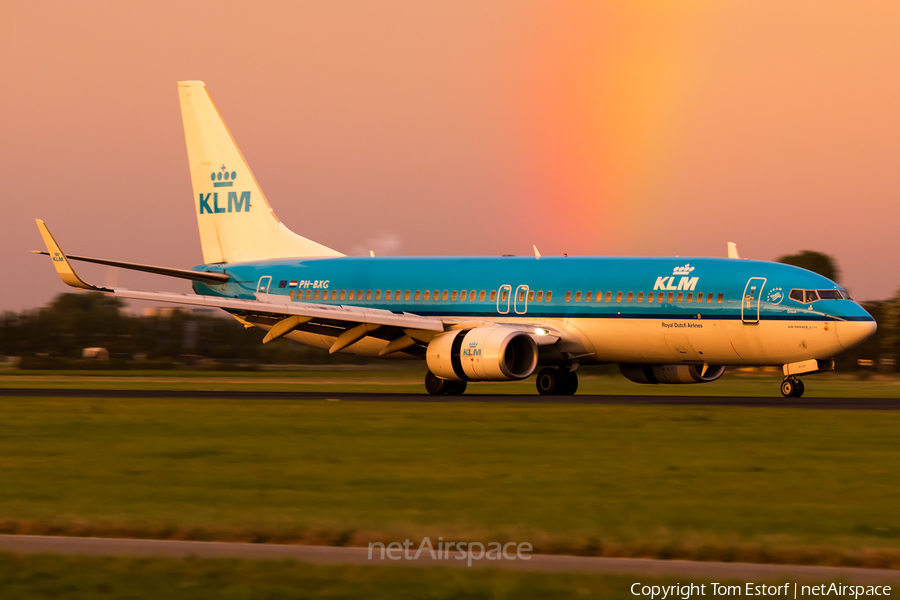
[178,81,343,264]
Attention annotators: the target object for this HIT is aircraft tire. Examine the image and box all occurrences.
[425,371,449,395]
[536,368,558,395]
[780,378,797,398]
[446,381,468,395]
[793,379,805,398]
[558,369,579,396]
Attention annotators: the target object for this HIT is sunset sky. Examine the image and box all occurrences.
[3,1,898,311]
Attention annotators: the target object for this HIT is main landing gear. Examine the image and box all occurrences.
[780,377,805,398]
[424,371,467,396]
[535,367,578,396]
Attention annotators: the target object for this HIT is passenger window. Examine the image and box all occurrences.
[706,293,713,303]
[536,290,543,302]
[385,290,392,300]
[460,290,467,301]
[666,292,673,303]
[606,292,612,302]
[596,291,603,302]
[470,290,476,300]
[340,290,346,300]
[565,292,572,302]
[528,290,534,301]
[405,290,411,301]
[313,290,320,300]
[575,291,582,302]
[627,292,633,302]
[375,290,382,300]
[500,290,507,301]
[637,292,643,302]
[443,291,450,301]
[490,290,497,302]
[717,293,724,303]
[289,290,296,300]
[414,291,421,301]
[332,290,338,300]
[658,292,665,303]
[479,291,486,301]
[395,290,401,300]
[686,292,693,303]
[348,290,355,300]
[451,291,458,301]
[546,291,553,302]
[365,290,372,300]
[585,291,592,302]
[433,290,440,300]
[616,292,623,302]
[676,292,683,303]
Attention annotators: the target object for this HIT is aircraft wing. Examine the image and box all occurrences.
[35,220,561,355]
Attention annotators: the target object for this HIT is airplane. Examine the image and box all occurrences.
[35,81,877,398]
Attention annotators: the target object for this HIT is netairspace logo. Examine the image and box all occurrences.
[368,537,531,567]
[630,582,892,600]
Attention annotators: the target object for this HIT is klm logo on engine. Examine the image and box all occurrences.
[199,165,250,214]
[462,341,482,357]
[654,263,698,292]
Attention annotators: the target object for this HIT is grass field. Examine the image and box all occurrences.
[0,553,743,600]
[1,394,899,568]
[1,367,898,397]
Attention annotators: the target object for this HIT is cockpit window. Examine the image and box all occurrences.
[789,288,850,303]
[817,290,842,300]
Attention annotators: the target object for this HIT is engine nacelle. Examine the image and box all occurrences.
[426,327,538,382]
[619,363,726,384]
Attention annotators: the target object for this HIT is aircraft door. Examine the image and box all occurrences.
[741,277,766,324]
[496,285,511,314]
[514,285,529,314]
[256,276,272,294]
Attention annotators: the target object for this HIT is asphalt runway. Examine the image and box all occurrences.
[0,535,898,583]
[0,388,898,408]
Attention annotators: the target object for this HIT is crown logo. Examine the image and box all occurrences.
[672,264,695,275]
[211,165,237,187]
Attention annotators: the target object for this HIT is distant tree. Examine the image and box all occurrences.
[882,288,900,373]
[776,250,839,283]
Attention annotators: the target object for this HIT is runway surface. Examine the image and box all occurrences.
[0,388,897,409]
[0,535,897,583]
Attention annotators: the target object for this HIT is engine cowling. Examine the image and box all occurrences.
[426,327,539,382]
[619,364,725,384]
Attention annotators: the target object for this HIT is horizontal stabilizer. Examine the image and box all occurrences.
[31,251,229,285]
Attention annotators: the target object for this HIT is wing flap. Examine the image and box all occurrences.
[113,288,445,332]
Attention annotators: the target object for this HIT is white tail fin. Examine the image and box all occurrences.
[178,81,343,264]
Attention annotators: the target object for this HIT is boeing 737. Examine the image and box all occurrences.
[35,81,876,397]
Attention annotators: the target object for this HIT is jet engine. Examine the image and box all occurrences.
[426,327,539,382]
[619,364,725,384]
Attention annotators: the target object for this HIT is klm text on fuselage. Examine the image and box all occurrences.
[199,191,251,214]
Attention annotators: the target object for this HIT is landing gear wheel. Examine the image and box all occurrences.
[558,369,578,396]
[536,368,558,395]
[446,380,468,396]
[780,377,803,398]
[425,371,449,395]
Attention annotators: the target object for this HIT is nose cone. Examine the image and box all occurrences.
[835,319,877,350]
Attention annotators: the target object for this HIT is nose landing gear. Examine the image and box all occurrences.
[780,377,805,398]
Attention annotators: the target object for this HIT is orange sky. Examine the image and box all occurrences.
[2,1,898,311]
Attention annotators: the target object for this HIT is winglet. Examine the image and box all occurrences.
[727,242,740,259]
[533,245,541,259]
[35,219,109,291]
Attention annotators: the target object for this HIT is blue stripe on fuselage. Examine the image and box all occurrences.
[190,256,873,323]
